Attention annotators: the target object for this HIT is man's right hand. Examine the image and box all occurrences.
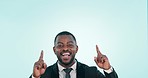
[33,50,47,78]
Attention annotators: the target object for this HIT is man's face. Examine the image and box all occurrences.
[53,35,78,66]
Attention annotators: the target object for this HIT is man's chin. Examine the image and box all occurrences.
[62,60,71,65]
[61,60,74,66]
[58,56,75,66]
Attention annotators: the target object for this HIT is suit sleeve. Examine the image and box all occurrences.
[29,75,32,78]
[103,68,118,78]
[96,68,118,78]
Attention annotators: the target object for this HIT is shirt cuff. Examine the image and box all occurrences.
[32,75,40,78]
[103,67,113,74]
[32,75,35,78]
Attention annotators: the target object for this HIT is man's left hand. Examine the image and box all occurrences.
[94,45,111,70]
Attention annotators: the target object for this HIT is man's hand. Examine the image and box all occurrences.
[33,50,47,78]
[94,45,111,70]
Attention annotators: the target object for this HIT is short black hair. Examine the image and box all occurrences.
[54,31,77,45]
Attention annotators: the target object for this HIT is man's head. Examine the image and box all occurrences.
[53,31,78,67]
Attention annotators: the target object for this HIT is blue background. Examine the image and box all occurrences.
[0,0,147,78]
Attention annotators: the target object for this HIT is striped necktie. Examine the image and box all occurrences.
[63,68,73,78]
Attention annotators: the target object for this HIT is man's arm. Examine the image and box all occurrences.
[103,67,118,78]
[94,45,118,78]
[29,50,47,78]
[95,67,118,78]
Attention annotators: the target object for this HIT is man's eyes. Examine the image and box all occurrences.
[67,44,74,47]
[56,44,74,48]
[57,44,63,48]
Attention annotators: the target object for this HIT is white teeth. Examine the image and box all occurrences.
[62,53,70,56]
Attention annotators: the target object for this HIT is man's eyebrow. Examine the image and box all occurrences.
[67,41,74,44]
[57,42,63,44]
[56,41,74,44]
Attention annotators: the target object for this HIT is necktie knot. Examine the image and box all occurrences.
[63,68,73,78]
[63,68,73,74]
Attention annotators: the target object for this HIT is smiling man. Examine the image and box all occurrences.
[53,34,78,68]
[30,31,118,78]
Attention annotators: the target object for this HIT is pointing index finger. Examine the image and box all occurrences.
[96,45,103,56]
[39,50,44,61]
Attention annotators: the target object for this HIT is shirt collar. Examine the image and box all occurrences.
[58,60,77,72]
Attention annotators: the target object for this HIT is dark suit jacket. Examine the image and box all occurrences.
[30,62,118,78]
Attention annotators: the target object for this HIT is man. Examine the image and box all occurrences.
[30,31,118,78]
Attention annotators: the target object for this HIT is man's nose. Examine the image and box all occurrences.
[63,45,69,51]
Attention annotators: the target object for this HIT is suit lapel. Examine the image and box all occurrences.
[76,62,85,78]
[52,63,59,78]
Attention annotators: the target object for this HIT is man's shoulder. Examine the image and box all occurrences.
[77,62,99,78]
[46,63,57,70]
[77,62,97,69]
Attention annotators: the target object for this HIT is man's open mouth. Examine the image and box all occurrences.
[62,52,71,56]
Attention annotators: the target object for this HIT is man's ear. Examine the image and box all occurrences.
[76,45,78,53]
[53,46,56,54]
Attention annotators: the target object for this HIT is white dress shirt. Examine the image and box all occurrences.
[58,61,77,78]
